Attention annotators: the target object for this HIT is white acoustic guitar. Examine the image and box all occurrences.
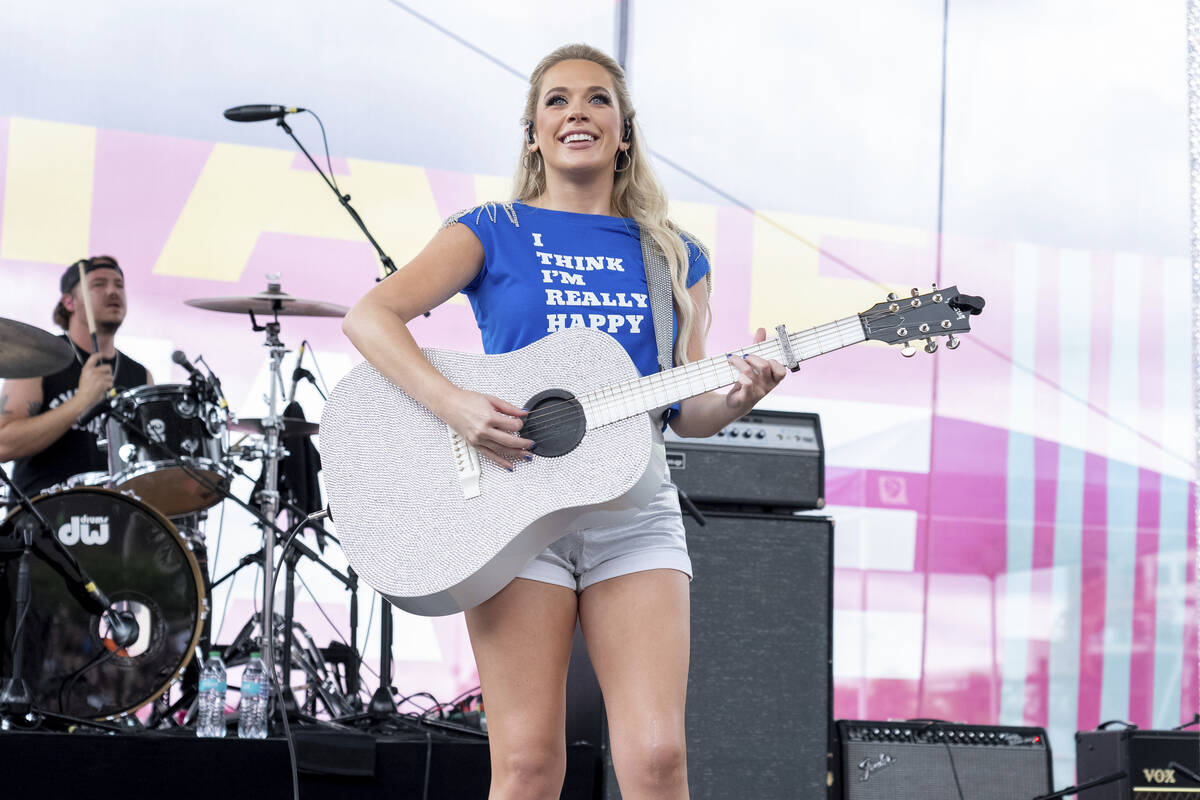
[320,286,984,615]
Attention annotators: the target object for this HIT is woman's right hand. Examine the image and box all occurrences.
[75,353,115,408]
[439,389,533,470]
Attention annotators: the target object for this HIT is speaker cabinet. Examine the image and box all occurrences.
[566,511,834,799]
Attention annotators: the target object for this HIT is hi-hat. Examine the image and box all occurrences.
[0,318,74,379]
[185,287,349,318]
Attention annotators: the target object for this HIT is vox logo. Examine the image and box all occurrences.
[1143,768,1176,784]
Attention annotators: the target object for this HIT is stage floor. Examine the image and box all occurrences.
[1,725,602,799]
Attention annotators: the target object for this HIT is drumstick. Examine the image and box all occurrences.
[76,261,117,399]
[76,260,100,354]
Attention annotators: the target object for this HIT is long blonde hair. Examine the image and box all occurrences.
[512,43,708,366]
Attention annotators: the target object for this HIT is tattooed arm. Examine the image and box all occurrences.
[0,377,79,462]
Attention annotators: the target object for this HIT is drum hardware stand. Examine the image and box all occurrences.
[248,301,288,677]
[334,595,431,732]
[0,466,136,733]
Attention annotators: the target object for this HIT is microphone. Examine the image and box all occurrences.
[24,518,139,648]
[223,104,304,123]
[172,349,204,381]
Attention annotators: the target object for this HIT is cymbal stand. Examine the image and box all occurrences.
[248,302,287,676]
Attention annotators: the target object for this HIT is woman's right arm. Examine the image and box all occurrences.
[341,223,533,469]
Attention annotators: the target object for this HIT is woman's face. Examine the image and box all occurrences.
[531,59,627,179]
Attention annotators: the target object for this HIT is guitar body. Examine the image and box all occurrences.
[320,327,663,616]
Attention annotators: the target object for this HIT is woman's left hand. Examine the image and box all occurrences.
[725,327,788,412]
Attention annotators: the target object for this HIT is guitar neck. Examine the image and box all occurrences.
[583,315,866,426]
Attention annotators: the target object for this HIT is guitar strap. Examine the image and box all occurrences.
[639,228,713,374]
[639,231,677,375]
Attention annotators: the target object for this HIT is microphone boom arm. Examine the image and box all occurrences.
[275,117,399,282]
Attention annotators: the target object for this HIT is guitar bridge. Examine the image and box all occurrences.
[449,427,482,499]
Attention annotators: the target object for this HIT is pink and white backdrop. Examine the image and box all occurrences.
[2,0,1193,780]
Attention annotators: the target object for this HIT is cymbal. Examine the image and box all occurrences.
[229,416,320,438]
[0,318,74,379]
[185,288,349,318]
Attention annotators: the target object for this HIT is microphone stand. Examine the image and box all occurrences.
[274,118,399,282]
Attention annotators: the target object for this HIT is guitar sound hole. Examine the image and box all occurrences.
[520,389,585,458]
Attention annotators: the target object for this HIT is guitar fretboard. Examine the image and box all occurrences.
[581,315,866,426]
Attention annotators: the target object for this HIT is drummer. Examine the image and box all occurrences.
[0,256,152,497]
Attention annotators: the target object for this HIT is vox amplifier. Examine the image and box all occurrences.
[832,720,1052,800]
[1076,729,1200,799]
[663,409,824,511]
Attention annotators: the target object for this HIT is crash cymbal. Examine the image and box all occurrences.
[0,318,74,379]
[229,416,320,438]
[185,287,349,318]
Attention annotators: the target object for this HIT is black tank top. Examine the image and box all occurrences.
[11,336,149,496]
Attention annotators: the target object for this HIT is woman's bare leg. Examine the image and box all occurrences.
[579,568,690,800]
[465,577,579,800]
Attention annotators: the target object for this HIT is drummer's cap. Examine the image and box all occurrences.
[59,255,123,295]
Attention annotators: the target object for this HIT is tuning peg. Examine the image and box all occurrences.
[946,335,960,350]
[887,292,898,301]
[931,281,938,289]
[924,339,938,354]
[911,288,920,297]
[901,342,916,358]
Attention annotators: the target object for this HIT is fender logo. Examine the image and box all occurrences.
[1143,768,1176,784]
[858,753,896,782]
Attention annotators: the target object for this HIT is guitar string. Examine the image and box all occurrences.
[514,304,950,436]
[516,315,871,435]
[519,316,865,434]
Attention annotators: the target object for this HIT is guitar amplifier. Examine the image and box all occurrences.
[1076,729,1200,799]
[663,409,824,511]
[832,720,1052,800]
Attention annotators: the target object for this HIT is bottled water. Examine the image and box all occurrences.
[238,651,270,739]
[196,650,227,738]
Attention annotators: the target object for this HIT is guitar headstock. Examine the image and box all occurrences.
[859,285,984,356]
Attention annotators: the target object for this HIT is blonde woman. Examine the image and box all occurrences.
[343,43,786,799]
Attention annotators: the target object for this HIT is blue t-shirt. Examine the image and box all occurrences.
[452,202,710,385]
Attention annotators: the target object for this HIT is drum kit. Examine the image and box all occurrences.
[0,280,385,730]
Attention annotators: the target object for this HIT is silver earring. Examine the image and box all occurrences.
[614,148,632,173]
[522,149,542,170]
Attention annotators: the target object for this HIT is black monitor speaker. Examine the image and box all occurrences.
[566,510,834,799]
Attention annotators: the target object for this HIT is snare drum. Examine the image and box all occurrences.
[106,384,229,516]
[0,486,206,720]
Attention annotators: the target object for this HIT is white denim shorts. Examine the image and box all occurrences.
[516,458,693,593]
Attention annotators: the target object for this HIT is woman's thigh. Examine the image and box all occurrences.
[464,577,580,754]
[578,568,690,754]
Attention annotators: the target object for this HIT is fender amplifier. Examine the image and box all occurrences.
[832,720,1053,800]
[664,409,824,511]
[1076,729,1200,799]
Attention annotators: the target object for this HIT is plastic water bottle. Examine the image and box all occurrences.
[238,651,270,739]
[196,650,227,738]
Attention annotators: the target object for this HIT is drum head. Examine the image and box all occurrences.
[0,487,206,720]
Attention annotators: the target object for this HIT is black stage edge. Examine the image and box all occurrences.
[2,728,601,799]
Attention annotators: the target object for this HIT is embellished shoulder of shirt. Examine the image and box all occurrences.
[668,223,713,295]
[672,225,711,264]
[440,201,521,230]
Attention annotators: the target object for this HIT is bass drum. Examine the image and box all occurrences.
[0,487,206,720]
